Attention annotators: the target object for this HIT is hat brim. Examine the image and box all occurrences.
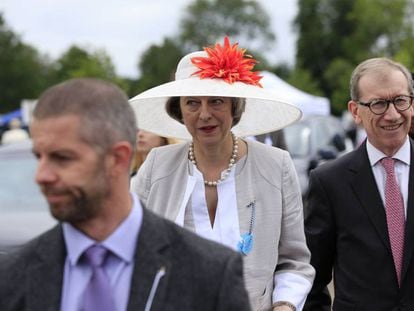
[130,77,302,140]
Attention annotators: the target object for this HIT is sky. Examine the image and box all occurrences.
[0,0,298,78]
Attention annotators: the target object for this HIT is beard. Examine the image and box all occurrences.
[41,163,110,224]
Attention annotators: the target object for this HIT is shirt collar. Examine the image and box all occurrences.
[63,192,143,265]
[366,136,411,167]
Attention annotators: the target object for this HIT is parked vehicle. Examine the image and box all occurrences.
[284,115,353,197]
[0,140,56,254]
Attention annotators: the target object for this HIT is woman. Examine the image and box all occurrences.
[130,37,314,311]
[130,129,176,176]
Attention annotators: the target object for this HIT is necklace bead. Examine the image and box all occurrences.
[188,132,238,187]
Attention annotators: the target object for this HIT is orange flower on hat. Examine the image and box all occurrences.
[191,36,263,87]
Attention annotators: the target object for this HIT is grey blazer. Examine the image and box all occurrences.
[0,208,250,311]
[133,139,315,310]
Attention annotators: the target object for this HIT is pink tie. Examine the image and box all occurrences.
[380,157,405,286]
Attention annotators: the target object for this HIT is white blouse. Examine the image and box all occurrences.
[174,163,241,251]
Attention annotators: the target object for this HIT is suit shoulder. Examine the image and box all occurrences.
[314,150,356,172]
[246,139,289,169]
[1,225,61,270]
[245,139,294,184]
[311,148,356,177]
[143,142,188,177]
[0,226,62,309]
[246,138,287,158]
[150,142,187,160]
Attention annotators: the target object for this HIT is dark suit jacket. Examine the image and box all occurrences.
[0,209,250,311]
[304,140,414,311]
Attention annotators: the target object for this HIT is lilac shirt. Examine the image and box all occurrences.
[60,193,143,311]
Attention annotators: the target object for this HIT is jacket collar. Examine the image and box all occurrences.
[127,208,171,310]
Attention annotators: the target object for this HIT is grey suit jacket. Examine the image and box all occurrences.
[133,139,315,310]
[0,208,250,311]
[304,140,414,311]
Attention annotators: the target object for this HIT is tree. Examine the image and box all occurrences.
[0,13,53,113]
[179,0,275,58]
[53,45,117,82]
[287,67,325,97]
[130,38,184,96]
[51,45,129,92]
[294,0,414,113]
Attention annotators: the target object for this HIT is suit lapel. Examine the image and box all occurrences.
[401,139,414,281]
[27,225,66,311]
[127,209,171,311]
[349,144,392,253]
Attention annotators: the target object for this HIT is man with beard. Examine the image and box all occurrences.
[0,78,250,311]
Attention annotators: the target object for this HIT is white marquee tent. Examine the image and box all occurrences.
[260,71,330,116]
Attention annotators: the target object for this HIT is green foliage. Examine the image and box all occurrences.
[50,45,130,95]
[295,0,358,92]
[295,0,414,114]
[269,63,292,81]
[394,37,414,69]
[0,14,53,113]
[345,0,408,59]
[0,13,126,114]
[287,67,324,97]
[179,0,275,54]
[53,45,118,83]
[323,58,354,114]
[129,38,184,96]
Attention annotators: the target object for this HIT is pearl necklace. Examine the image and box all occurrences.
[188,132,238,187]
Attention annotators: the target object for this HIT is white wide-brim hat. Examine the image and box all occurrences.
[130,50,302,140]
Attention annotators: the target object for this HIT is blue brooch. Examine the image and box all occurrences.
[237,201,255,255]
[237,232,253,255]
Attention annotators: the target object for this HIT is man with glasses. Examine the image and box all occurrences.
[304,58,414,310]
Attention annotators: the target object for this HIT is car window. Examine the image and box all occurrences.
[284,123,311,157]
[0,152,47,212]
[315,119,333,149]
[311,117,345,152]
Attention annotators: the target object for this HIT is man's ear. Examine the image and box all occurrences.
[106,142,133,177]
[348,100,362,125]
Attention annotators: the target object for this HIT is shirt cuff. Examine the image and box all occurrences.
[272,272,312,311]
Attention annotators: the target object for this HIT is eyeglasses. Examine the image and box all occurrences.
[357,95,414,115]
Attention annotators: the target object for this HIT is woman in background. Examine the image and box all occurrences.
[130,129,176,176]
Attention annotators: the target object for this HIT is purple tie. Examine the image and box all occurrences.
[82,245,116,311]
[381,157,405,286]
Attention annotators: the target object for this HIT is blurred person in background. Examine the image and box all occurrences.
[130,129,177,177]
[410,115,414,139]
[304,58,414,310]
[255,129,288,150]
[1,117,29,145]
[130,37,315,311]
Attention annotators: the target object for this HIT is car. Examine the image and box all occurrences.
[0,140,56,254]
[284,115,353,197]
